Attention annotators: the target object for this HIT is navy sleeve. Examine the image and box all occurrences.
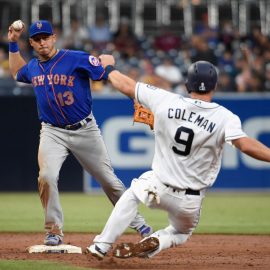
[77,52,108,81]
[16,64,32,84]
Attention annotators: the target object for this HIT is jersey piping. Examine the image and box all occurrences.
[225,134,247,140]
[49,50,70,125]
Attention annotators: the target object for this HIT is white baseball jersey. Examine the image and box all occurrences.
[135,82,247,190]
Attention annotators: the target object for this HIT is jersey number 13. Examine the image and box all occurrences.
[172,126,194,156]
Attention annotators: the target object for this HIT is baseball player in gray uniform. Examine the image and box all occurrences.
[8,20,152,246]
[86,56,270,260]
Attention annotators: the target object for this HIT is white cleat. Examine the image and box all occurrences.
[86,244,107,260]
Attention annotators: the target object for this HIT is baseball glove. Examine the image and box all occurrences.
[133,101,154,130]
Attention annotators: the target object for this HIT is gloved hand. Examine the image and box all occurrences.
[133,100,154,130]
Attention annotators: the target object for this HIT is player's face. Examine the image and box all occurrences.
[29,34,57,59]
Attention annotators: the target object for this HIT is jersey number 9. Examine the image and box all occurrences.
[172,126,194,156]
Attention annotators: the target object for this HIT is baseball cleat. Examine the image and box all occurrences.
[137,224,153,238]
[44,234,63,246]
[113,237,159,259]
[86,244,107,260]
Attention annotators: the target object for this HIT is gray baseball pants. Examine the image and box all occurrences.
[37,114,146,236]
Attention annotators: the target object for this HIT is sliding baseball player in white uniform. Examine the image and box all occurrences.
[87,59,270,260]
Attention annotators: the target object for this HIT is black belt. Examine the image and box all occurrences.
[64,117,92,130]
[45,117,92,131]
[165,184,200,196]
[185,189,200,195]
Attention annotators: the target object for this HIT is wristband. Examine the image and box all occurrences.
[105,65,116,75]
[9,42,19,53]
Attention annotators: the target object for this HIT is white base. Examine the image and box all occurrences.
[27,244,82,254]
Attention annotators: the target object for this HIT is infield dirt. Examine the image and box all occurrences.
[0,233,269,270]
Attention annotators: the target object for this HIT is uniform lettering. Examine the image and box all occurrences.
[60,75,67,85]
[32,77,38,87]
[188,112,196,122]
[175,109,181,119]
[54,74,60,84]
[67,76,75,87]
[32,74,76,87]
[207,122,216,133]
[181,109,187,120]
[47,74,53,85]
[168,108,173,118]
[37,75,45,85]
[167,108,216,133]
[200,120,209,129]
[194,115,204,125]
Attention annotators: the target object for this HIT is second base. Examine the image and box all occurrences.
[27,244,82,254]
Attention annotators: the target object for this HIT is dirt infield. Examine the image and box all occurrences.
[0,233,269,270]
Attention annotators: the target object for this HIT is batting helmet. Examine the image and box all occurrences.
[185,61,218,93]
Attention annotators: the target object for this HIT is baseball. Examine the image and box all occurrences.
[12,20,24,31]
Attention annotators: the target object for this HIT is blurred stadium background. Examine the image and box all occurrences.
[0,0,269,192]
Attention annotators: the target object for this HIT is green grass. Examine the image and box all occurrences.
[0,260,92,270]
[0,191,269,234]
[0,192,269,270]
[198,192,270,234]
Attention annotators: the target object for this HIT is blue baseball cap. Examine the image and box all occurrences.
[29,20,53,38]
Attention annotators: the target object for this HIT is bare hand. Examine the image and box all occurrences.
[8,23,25,42]
[99,54,115,68]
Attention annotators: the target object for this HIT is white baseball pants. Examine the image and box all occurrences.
[93,170,205,257]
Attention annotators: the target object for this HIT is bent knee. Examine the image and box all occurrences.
[38,169,58,184]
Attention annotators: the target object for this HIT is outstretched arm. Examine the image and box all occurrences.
[99,54,136,99]
[8,21,27,79]
[233,137,270,162]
